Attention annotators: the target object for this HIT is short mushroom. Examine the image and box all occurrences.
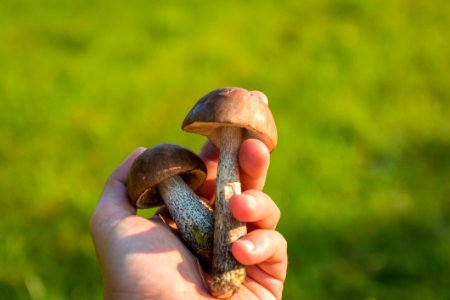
[128,143,214,268]
[182,87,278,298]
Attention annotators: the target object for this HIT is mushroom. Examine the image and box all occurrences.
[128,143,214,268]
[182,87,278,298]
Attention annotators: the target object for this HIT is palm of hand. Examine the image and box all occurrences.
[101,214,210,299]
[97,204,276,299]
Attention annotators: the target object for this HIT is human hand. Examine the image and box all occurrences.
[90,139,287,299]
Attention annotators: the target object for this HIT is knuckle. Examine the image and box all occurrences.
[274,205,281,223]
[273,231,288,252]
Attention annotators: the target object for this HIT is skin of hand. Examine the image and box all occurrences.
[90,139,288,300]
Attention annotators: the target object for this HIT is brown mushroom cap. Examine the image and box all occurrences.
[182,87,278,152]
[128,144,207,209]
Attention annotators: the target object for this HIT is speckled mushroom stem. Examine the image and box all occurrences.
[210,126,247,299]
[158,175,214,269]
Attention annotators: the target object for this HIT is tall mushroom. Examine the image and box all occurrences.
[128,143,214,268]
[182,87,278,298]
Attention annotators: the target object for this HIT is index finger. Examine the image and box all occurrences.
[196,138,271,199]
[239,139,270,191]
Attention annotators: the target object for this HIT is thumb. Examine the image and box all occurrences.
[94,147,146,223]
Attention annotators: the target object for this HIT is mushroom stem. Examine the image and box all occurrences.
[210,126,247,299]
[157,175,214,269]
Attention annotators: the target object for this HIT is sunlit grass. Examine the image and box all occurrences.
[1,0,449,299]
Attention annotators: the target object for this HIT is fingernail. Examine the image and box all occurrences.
[245,194,257,209]
[238,239,255,252]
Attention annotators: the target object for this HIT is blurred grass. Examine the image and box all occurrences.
[1,0,449,299]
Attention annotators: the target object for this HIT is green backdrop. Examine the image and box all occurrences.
[1,0,449,299]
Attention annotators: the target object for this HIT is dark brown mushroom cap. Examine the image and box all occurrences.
[182,87,278,152]
[127,144,207,209]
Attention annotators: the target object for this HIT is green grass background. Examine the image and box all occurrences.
[1,0,449,299]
